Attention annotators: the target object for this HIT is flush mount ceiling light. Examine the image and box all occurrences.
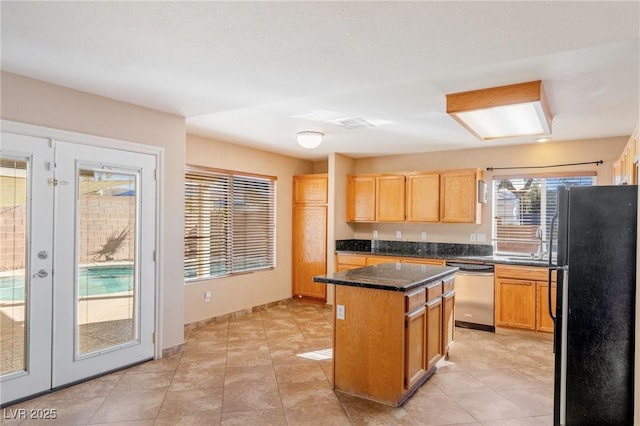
[296,131,324,149]
[446,80,552,140]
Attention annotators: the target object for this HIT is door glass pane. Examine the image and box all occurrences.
[77,168,138,356]
[0,157,28,375]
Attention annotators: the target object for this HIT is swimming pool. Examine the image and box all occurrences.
[0,265,134,302]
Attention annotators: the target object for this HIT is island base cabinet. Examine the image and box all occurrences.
[332,276,454,407]
[333,285,405,406]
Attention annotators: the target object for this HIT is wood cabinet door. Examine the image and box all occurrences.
[426,297,443,370]
[495,277,535,330]
[405,307,427,389]
[442,291,455,355]
[293,174,327,204]
[440,170,479,223]
[347,175,376,222]
[292,205,327,299]
[376,175,406,222]
[406,173,439,222]
[536,282,556,333]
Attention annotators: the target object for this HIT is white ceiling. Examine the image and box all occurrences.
[2,1,639,160]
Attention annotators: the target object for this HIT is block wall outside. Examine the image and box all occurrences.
[0,195,135,271]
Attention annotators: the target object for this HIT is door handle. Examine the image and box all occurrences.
[32,269,48,278]
[547,265,567,322]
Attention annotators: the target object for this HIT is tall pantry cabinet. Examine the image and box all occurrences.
[292,174,328,301]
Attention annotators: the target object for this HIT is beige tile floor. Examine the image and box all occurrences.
[2,301,554,425]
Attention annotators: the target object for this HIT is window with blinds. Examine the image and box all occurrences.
[184,166,276,281]
[492,173,596,257]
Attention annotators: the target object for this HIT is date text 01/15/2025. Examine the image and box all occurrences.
[3,408,58,420]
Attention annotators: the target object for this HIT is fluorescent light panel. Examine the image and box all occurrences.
[446,81,552,140]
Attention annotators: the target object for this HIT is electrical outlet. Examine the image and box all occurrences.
[373,230,378,238]
[477,233,486,242]
[336,305,346,320]
[396,230,402,239]
[470,233,477,242]
[204,291,212,302]
[421,232,427,240]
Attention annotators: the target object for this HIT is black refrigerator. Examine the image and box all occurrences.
[549,185,637,425]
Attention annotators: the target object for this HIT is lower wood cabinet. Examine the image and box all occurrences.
[292,205,327,299]
[402,258,447,266]
[495,277,536,330]
[335,254,367,271]
[336,253,446,271]
[536,281,556,332]
[367,255,401,265]
[495,265,556,332]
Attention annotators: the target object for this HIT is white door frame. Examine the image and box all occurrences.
[1,120,164,360]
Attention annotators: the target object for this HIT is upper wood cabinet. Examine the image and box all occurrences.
[293,174,328,204]
[346,174,405,222]
[346,175,376,221]
[613,126,638,185]
[440,169,482,224]
[406,172,439,222]
[375,174,406,222]
[347,168,482,224]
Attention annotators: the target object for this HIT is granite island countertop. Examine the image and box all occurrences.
[313,262,458,292]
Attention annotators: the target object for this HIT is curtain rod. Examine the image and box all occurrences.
[486,160,603,172]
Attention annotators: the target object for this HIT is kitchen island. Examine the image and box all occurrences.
[314,262,458,407]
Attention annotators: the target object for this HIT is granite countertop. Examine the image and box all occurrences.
[334,239,548,267]
[313,263,459,292]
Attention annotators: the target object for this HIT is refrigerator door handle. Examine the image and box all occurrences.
[547,210,561,323]
[547,265,567,322]
[548,268,556,322]
[548,210,558,268]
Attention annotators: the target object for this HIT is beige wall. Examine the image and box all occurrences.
[1,71,186,350]
[347,137,627,244]
[325,153,355,304]
[184,134,313,324]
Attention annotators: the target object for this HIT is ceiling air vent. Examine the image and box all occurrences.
[328,117,375,130]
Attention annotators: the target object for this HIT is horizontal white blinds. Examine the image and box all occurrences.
[185,168,276,281]
[492,174,595,256]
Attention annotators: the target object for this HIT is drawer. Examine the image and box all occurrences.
[405,288,426,312]
[443,276,455,293]
[426,282,443,301]
[402,258,447,266]
[366,256,401,265]
[336,254,367,266]
[495,265,550,281]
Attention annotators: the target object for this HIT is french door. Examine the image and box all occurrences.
[1,132,157,405]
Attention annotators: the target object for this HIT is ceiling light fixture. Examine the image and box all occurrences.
[536,137,551,143]
[296,131,324,149]
[446,80,552,140]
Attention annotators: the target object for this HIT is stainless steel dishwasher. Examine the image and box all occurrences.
[446,261,495,332]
